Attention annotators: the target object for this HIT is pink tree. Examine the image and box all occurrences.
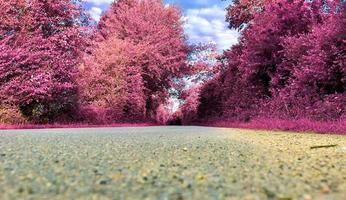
[275,2,346,120]
[176,43,220,122]
[97,0,190,118]
[237,0,324,100]
[0,0,87,123]
[198,44,259,121]
[179,86,201,124]
[78,38,133,123]
[197,0,346,123]
[226,0,277,29]
[81,0,214,124]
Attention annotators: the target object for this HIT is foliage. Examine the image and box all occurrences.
[197,0,346,124]
[172,43,220,124]
[78,37,146,123]
[179,86,201,124]
[94,0,190,120]
[0,107,26,124]
[155,104,171,125]
[225,0,276,29]
[0,0,344,130]
[274,4,346,120]
[197,44,260,122]
[0,0,87,123]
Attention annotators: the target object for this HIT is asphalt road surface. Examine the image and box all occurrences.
[0,126,345,200]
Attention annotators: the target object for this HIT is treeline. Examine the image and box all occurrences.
[0,0,345,131]
[0,0,201,124]
[181,0,346,128]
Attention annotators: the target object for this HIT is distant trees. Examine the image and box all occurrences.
[179,86,201,124]
[0,0,196,124]
[178,43,220,124]
[78,37,143,123]
[196,0,346,122]
[0,0,344,126]
[78,0,190,122]
[0,0,87,123]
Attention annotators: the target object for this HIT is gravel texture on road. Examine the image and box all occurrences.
[0,126,345,200]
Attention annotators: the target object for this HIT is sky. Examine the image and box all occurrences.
[83,0,239,51]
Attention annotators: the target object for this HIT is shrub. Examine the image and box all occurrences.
[0,107,26,124]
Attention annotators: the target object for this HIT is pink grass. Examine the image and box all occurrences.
[199,118,346,135]
[2,119,345,135]
[0,123,156,130]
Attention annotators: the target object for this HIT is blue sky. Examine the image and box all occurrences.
[83,0,239,50]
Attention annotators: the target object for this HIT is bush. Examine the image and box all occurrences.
[0,107,26,124]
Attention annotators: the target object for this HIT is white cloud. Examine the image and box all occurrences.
[184,5,239,50]
[84,0,114,21]
[85,2,238,50]
[84,0,114,6]
[89,7,103,21]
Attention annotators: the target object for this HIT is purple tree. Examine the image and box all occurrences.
[0,0,88,123]
[197,0,346,123]
[80,0,190,122]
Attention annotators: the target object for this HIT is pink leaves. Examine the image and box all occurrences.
[196,0,346,125]
[77,0,190,123]
[0,0,85,123]
[1,0,344,127]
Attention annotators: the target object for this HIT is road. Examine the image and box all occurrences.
[0,126,345,200]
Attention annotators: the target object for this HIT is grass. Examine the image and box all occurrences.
[0,123,155,130]
[199,118,346,135]
[1,117,345,135]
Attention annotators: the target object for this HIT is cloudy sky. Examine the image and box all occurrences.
[83,0,239,50]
